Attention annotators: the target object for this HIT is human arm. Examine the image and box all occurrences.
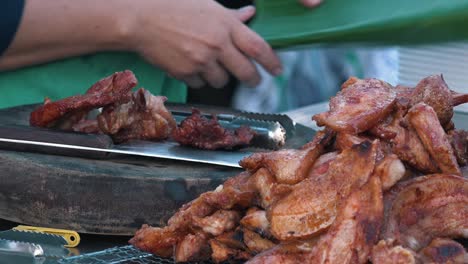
[0,0,281,88]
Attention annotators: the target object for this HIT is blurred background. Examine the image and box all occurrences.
[188,0,468,114]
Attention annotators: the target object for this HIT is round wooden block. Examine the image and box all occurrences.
[0,150,241,235]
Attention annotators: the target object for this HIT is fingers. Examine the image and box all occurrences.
[231,24,282,77]
[225,6,279,87]
[201,61,230,89]
[232,5,256,22]
[159,4,281,89]
[300,0,323,8]
[220,43,261,87]
[181,62,229,89]
[182,75,206,89]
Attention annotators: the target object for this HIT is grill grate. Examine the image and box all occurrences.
[58,245,214,264]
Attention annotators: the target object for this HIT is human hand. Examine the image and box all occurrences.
[128,0,281,88]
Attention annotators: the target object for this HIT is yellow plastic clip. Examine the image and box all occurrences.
[13,225,81,248]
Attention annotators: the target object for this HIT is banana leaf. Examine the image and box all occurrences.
[251,0,468,49]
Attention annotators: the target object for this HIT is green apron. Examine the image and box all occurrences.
[0,52,187,109]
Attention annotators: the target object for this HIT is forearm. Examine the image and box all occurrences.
[0,0,134,71]
[0,0,284,89]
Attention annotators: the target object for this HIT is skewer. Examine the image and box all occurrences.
[452,91,468,106]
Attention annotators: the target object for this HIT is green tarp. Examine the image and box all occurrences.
[253,0,468,48]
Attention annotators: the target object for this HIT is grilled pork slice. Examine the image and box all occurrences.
[382,174,468,251]
[313,77,396,134]
[269,140,379,241]
[98,88,176,143]
[407,103,461,175]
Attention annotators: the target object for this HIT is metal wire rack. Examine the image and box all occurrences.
[57,245,214,264]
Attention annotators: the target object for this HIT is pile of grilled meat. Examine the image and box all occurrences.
[29,70,255,149]
[129,75,468,263]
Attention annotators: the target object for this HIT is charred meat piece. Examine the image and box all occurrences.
[374,108,439,173]
[240,208,272,238]
[174,232,211,262]
[71,119,100,134]
[374,154,406,191]
[210,238,252,263]
[214,229,247,251]
[173,108,255,150]
[382,174,468,251]
[368,95,410,140]
[395,85,414,99]
[130,172,254,258]
[192,210,241,236]
[129,195,214,257]
[334,133,368,150]
[267,170,336,241]
[166,193,214,230]
[167,171,254,230]
[334,133,391,162]
[419,238,468,264]
[374,75,466,134]
[392,125,439,174]
[306,151,338,179]
[246,239,319,264]
[407,103,461,175]
[98,88,176,143]
[30,70,179,144]
[372,238,468,264]
[330,140,380,201]
[269,140,379,241]
[371,239,417,264]
[202,171,257,210]
[369,117,398,140]
[243,229,276,254]
[175,228,249,263]
[169,172,253,230]
[409,75,454,126]
[448,129,468,166]
[240,129,334,184]
[128,224,185,258]
[251,168,292,209]
[312,77,396,134]
[309,175,384,264]
[30,70,137,128]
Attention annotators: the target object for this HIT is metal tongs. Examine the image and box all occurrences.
[0,228,72,264]
[171,110,290,150]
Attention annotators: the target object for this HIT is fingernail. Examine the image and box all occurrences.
[302,0,322,7]
[239,5,255,15]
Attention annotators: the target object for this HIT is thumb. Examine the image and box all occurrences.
[300,0,323,8]
[233,5,256,23]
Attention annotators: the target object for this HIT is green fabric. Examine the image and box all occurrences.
[0,52,187,109]
[252,0,468,49]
